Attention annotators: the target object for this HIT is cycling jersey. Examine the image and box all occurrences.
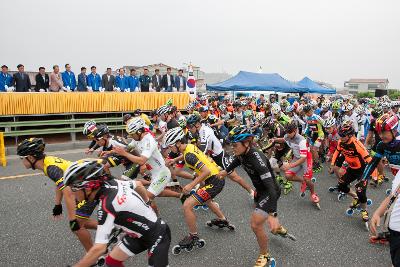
[198,125,223,157]
[327,129,340,155]
[284,133,307,159]
[225,147,280,213]
[276,113,292,126]
[43,156,71,191]
[183,144,220,180]
[331,136,371,169]
[305,114,324,138]
[362,135,400,180]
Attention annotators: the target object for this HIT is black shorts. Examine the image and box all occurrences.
[75,200,98,220]
[192,175,225,204]
[389,228,400,267]
[274,144,291,166]
[254,189,281,215]
[121,223,171,267]
[340,167,364,185]
[334,154,345,168]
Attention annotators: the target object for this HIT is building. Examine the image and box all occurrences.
[344,78,389,95]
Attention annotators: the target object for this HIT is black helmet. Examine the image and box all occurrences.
[302,104,313,113]
[93,124,110,139]
[186,114,201,126]
[285,121,298,134]
[123,114,132,124]
[338,120,355,137]
[17,138,45,158]
[132,109,142,116]
[63,160,106,192]
[198,106,209,113]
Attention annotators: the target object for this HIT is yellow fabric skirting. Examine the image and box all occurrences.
[0,92,190,115]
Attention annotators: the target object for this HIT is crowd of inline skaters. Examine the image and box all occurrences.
[15,92,400,267]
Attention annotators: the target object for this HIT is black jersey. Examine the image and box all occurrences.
[95,179,166,244]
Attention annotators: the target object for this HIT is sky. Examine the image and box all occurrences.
[1,0,399,88]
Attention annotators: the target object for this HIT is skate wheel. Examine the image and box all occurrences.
[337,194,344,202]
[300,192,306,198]
[202,205,209,211]
[269,258,276,267]
[367,199,373,206]
[287,233,297,241]
[206,221,213,227]
[184,245,194,252]
[227,224,236,231]
[365,222,370,231]
[96,256,106,267]
[311,177,316,183]
[328,187,335,192]
[197,239,206,249]
[172,245,182,255]
[193,205,200,211]
[386,189,392,196]
[346,208,354,216]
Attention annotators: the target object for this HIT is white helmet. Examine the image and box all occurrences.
[321,101,331,109]
[256,112,265,121]
[164,127,185,147]
[83,120,97,136]
[297,104,304,113]
[323,117,336,128]
[271,104,281,115]
[178,116,187,128]
[63,159,105,191]
[220,104,227,111]
[157,105,171,115]
[309,99,317,107]
[381,102,391,109]
[126,117,145,134]
[355,106,365,115]
[342,103,354,112]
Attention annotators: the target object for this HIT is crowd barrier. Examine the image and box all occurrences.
[0,92,191,115]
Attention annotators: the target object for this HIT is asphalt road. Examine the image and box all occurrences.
[0,150,392,267]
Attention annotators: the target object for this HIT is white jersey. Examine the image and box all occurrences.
[199,124,223,156]
[389,171,400,232]
[284,133,308,159]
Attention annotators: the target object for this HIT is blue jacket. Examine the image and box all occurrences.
[174,75,187,90]
[115,75,129,91]
[61,71,76,91]
[127,75,139,92]
[0,72,13,92]
[87,73,102,91]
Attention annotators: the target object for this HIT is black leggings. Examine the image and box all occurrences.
[337,167,368,204]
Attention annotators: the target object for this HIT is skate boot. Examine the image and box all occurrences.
[312,162,322,173]
[272,226,296,241]
[370,176,379,187]
[311,193,321,210]
[254,253,276,267]
[377,175,384,185]
[206,218,235,230]
[369,231,390,245]
[345,198,360,216]
[361,209,369,231]
[384,175,390,182]
[275,175,284,185]
[172,234,206,255]
[283,180,293,195]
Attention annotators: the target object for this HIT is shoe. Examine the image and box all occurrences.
[350,198,360,209]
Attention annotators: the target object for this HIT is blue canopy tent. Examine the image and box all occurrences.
[297,77,336,94]
[206,71,307,93]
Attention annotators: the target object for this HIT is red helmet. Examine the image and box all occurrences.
[376,114,399,134]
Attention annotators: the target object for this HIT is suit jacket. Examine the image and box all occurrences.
[102,74,115,91]
[174,75,187,91]
[49,72,63,92]
[77,73,87,91]
[161,74,175,89]
[35,73,49,92]
[151,74,162,92]
[13,72,31,92]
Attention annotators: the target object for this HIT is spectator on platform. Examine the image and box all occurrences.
[49,65,64,92]
[0,65,14,92]
[139,68,151,92]
[77,67,87,91]
[101,67,115,91]
[127,69,139,92]
[161,67,175,92]
[174,69,186,92]
[62,64,76,92]
[34,67,49,92]
[115,68,129,92]
[87,66,103,92]
[151,69,162,92]
[13,64,31,92]
[256,94,265,106]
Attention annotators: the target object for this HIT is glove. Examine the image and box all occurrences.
[124,88,130,92]
[53,204,63,216]
[4,85,8,89]
[87,86,93,92]
[39,89,46,92]
[135,87,139,92]
[115,87,121,92]
[66,86,70,90]
[6,86,14,92]
[172,87,177,92]
[69,219,80,232]
[99,87,105,92]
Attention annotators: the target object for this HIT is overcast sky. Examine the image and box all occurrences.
[2,0,399,88]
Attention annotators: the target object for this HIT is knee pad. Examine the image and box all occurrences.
[338,182,350,194]
[105,255,125,267]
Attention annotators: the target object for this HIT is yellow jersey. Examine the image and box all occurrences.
[183,144,220,180]
[43,156,72,191]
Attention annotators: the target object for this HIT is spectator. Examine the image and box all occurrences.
[87,66,103,92]
[34,67,49,92]
[151,68,162,92]
[101,67,115,91]
[174,69,187,92]
[0,65,14,92]
[127,69,139,92]
[61,64,76,91]
[13,64,31,92]
[114,68,129,92]
[161,67,175,92]
[139,68,151,92]
[77,67,87,91]
[49,65,64,92]
[256,94,265,106]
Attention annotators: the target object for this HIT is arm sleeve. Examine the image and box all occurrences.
[361,141,383,180]
[46,165,65,191]
[355,139,371,164]
[184,152,204,170]
[331,142,341,165]
[224,156,242,174]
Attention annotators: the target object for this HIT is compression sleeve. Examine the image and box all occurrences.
[362,142,384,180]
[224,156,242,174]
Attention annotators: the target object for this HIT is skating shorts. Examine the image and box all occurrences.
[119,222,171,267]
[148,167,171,196]
[274,144,291,165]
[286,152,313,179]
[75,199,98,220]
[254,189,281,216]
[192,175,225,204]
[167,151,184,168]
